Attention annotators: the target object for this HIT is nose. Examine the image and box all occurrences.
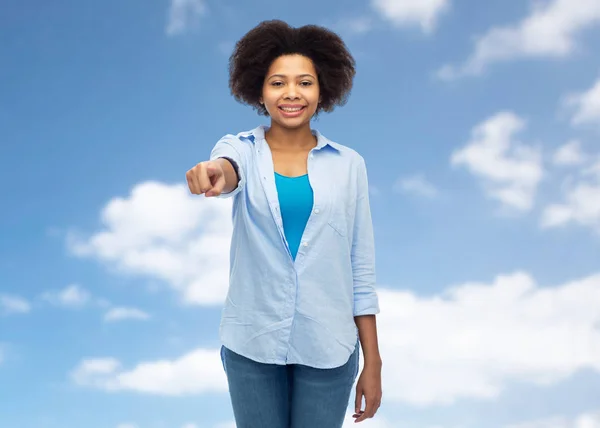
[284,83,300,100]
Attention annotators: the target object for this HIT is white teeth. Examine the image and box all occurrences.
[281,107,303,112]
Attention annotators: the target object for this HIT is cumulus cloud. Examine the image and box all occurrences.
[394,174,439,198]
[329,15,375,37]
[41,284,90,309]
[505,410,600,428]
[371,0,450,33]
[67,181,233,306]
[72,270,600,407]
[166,0,206,36]
[212,423,236,428]
[104,307,150,322]
[541,158,600,233]
[564,75,600,127]
[451,111,543,212]
[376,271,600,406]
[437,0,600,79]
[0,294,31,315]
[71,347,227,395]
[553,140,587,166]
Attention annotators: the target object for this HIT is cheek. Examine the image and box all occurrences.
[262,89,277,106]
[310,86,321,104]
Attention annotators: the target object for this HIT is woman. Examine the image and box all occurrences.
[186,20,382,428]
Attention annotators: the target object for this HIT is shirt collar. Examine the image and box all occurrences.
[250,125,340,152]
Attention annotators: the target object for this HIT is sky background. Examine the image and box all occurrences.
[1,0,600,427]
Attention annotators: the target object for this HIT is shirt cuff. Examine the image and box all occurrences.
[209,142,245,199]
[353,297,380,316]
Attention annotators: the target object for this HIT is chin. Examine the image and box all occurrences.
[273,113,315,129]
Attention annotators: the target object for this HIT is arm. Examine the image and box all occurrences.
[208,138,247,198]
[351,156,380,338]
[352,156,382,422]
[214,157,240,195]
[354,315,382,367]
[187,138,246,198]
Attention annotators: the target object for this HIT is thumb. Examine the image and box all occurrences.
[206,175,225,197]
[205,162,220,177]
[206,162,223,178]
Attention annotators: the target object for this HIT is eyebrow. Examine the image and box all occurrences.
[267,73,316,79]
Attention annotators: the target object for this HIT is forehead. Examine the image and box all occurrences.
[266,54,316,76]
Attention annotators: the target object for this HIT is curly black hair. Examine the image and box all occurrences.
[228,20,356,116]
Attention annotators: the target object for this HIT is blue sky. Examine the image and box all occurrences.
[2,0,600,427]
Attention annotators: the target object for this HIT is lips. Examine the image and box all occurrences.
[278,104,306,118]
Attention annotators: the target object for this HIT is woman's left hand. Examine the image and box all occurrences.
[353,361,382,423]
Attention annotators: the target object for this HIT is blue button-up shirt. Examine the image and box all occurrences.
[210,125,379,369]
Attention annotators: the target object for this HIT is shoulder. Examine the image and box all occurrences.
[217,126,263,146]
[213,126,264,160]
[316,130,366,168]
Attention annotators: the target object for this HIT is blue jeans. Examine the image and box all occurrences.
[220,341,360,428]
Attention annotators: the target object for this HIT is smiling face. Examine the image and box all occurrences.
[261,54,321,130]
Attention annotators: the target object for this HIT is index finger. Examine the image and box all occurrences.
[196,163,212,194]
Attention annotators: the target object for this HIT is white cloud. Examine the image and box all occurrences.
[71,347,227,395]
[369,184,381,197]
[166,0,206,36]
[212,423,236,428]
[329,15,375,37]
[541,159,600,233]
[0,294,31,315]
[394,174,438,198]
[437,0,600,79]
[67,181,233,306]
[371,0,450,33]
[451,111,543,212]
[72,270,600,408]
[73,358,121,378]
[505,410,600,428]
[553,140,587,166]
[104,307,150,322]
[41,284,90,309]
[377,271,600,406]
[116,424,138,428]
[565,75,600,127]
[342,16,374,35]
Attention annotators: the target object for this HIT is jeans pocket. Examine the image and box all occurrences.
[220,345,228,374]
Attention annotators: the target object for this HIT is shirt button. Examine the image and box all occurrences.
[314,208,320,214]
[302,241,309,247]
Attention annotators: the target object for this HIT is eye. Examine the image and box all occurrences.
[271,81,284,87]
[300,81,313,86]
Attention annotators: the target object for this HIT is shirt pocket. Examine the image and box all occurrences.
[327,182,352,238]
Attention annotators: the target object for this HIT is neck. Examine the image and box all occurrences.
[265,122,317,151]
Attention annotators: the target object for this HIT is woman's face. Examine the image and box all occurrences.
[261,54,320,130]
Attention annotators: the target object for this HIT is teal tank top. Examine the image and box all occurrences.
[274,172,314,260]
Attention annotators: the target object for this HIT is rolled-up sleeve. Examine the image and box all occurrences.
[209,136,247,199]
[352,156,380,316]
